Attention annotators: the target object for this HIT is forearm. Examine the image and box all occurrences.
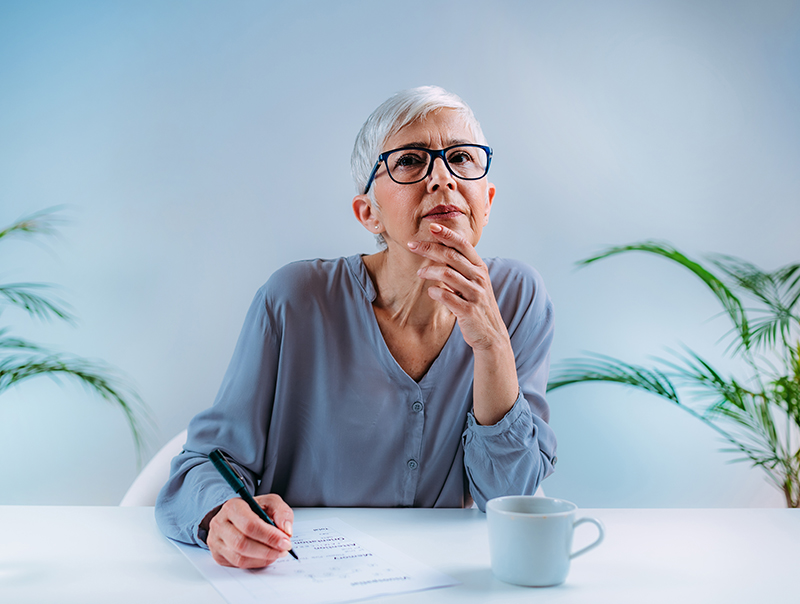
[471,332,519,426]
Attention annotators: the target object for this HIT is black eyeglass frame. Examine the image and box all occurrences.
[363,144,493,194]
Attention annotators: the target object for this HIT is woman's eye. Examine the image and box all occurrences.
[448,151,474,164]
[394,153,426,168]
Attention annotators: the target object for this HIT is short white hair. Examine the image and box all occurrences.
[351,86,488,195]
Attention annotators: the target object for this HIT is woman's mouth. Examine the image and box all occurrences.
[423,205,463,220]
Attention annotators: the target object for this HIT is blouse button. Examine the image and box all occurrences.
[412,401,424,412]
[407,459,418,470]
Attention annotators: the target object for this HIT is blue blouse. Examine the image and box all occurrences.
[155,254,557,547]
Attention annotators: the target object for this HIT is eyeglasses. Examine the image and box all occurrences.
[363,144,493,194]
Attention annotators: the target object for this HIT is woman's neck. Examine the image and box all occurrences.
[362,248,454,332]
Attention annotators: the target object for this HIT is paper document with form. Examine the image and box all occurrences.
[173,517,459,604]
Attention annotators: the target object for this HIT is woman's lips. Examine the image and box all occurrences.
[423,205,463,220]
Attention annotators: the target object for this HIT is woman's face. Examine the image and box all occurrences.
[358,108,496,253]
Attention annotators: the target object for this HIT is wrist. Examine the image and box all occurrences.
[198,503,225,544]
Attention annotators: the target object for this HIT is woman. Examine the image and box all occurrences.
[155,86,557,569]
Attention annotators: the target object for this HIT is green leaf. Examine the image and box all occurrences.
[0,352,153,465]
[710,255,800,351]
[548,353,681,403]
[659,349,752,411]
[0,328,45,351]
[0,206,67,242]
[0,283,75,323]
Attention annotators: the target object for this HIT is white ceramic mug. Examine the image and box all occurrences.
[486,496,605,587]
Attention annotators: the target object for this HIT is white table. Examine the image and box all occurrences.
[1,506,798,603]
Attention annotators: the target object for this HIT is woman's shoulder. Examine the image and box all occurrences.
[267,256,348,282]
[258,256,359,306]
[484,257,546,292]
[484,257,552,327]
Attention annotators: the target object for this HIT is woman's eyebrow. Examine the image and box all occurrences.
[393,139,472,150]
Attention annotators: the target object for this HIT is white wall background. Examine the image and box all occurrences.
[1,0,798,507]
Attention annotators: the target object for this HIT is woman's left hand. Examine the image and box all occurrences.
[407,223,509,353]
[408,222,519,425]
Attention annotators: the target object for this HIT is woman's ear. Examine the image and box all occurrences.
[352,194,382,233]
[483,183,496,226]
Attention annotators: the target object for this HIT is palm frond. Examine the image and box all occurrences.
[0,206,152,468]
[715,397,781,460]
[0,352,153,465]
[0,206,67,242]
[658,349,780,455]
[778,264,800,309]
[548,353,681,403]
[0,283,75,323]
[710,255,775,304]
[564,239,800,506]
[579,241,751,351]
[711,256,800,351]
[552,349,784,481]
[0,328,45,351]
[719,444,784,491]
[659,349,753,411]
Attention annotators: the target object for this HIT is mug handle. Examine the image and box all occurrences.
[570,517,605,559]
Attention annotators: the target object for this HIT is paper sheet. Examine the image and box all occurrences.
[173,517,459,604]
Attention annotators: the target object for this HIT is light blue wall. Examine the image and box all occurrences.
[1,0,798,506]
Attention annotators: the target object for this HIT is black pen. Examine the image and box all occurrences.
[209,449,299,560]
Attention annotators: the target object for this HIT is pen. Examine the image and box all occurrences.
[209,449,299,560]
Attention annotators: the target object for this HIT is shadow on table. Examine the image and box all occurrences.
[446,567,580,594]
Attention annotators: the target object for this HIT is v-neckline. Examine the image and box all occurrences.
[348,254,463,386]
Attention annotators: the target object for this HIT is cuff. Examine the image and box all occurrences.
[465,390,528,437]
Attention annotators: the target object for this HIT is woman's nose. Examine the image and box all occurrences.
[427,156,456,190]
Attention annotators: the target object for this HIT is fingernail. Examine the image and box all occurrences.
[284,521,293,536]
[407,241,419,250]
[280,538,292,550]
[430,223,443,233]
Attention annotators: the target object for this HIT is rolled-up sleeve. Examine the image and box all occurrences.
[462,392,557,510]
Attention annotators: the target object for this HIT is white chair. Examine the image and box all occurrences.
[120,429,187,506]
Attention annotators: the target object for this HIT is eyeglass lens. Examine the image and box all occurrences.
[385,146,489,184]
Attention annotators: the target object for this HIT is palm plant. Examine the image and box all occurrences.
[548,241,800,508]
[1,208,150,463]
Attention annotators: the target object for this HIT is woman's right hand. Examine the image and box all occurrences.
[205,493,294,568]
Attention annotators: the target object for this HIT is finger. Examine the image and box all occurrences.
[227,500,294,552]
[208,505,291,569]
[206,499,291,568]
[427,285,472,314]
[211,534,288,569]
[416,263,478,301]
[408,240,483,284]
[407,226,484,275]
[413,237,493,301]
[209,532,282,569]
[427,223,483,265]
[256,493,295,537]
